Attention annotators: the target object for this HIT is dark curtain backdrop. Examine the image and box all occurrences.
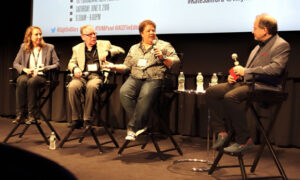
[1,1,300,147]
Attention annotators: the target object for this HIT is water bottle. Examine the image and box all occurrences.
[178,72,185,91]
[210,73,218,86]
[49,132,57,150]
[196,72,204,92]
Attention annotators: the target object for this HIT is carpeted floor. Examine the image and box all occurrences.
[0,117,299,180]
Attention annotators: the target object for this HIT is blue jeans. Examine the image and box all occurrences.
[120,76,162,132]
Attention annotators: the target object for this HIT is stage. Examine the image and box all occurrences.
[0,117,299,180]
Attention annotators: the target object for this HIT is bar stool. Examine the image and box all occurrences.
[58,72,119,153]
[117,90,183,160]
[208,72,289,180]
[3,68,61,145]
[118,53,184,160]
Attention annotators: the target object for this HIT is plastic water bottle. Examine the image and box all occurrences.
[49,132,57,150]
[210,73,218,86]
[196,72,204,92]
[178,72,185,91]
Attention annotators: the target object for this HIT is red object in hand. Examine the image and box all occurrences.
[229,67,239,80]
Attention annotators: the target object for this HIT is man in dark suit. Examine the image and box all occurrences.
[205,14,290,153]
[67,25,124,128]
[13,26,60,124]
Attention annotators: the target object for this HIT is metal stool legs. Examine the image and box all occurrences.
[58,122,119,154]
[249,103,288,179]
[3,121,50,145]
[118,119,183,160]
[208,103,288,180]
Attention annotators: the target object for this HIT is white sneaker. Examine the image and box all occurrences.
[136,127,148,137]
[125,130,136,141]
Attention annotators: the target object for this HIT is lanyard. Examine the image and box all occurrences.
[31,48,41,68]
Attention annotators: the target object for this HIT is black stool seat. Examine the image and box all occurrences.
[248,89,288,103]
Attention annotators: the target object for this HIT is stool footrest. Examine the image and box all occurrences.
[217,164,252,168]
[9,133,24,138]
[118,132,182,160]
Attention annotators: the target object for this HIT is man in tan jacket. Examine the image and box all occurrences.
[68,25,124,128]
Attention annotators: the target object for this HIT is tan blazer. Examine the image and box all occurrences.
[68,40,124,72]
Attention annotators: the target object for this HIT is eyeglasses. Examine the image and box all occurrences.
[83,32,97,37]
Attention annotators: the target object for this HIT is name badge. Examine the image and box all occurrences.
[137,59,147,67]
[87,64,98,72]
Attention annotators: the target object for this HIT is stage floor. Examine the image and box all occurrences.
[0,117,299,180]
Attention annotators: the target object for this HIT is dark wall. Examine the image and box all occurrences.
[45,31,300,77]
[1,1,300,116]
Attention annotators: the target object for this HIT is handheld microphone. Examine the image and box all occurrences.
[152,39,157,48]
[231,53,239,66]
[100,61,110,83]
[83,71,89,77]
[229,53,239,80]
[152,39,159,59]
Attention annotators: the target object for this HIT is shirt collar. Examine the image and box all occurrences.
[85,43,97,52]
[259,35,275,47]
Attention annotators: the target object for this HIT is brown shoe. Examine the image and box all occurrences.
[68,120,84,129]
[26,114,37,125]
[12,113,26,124]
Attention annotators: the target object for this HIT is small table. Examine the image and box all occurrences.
[173,89,215,172]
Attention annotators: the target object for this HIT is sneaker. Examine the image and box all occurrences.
[135,127,148,137]
[224,138,254,153]
[125,130,136,141]
[12,113,26,124]
[212,132,229,149]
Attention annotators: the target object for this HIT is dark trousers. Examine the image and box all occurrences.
[68,74,102,121]
[205,82,250,144]
[16,74,46,116]
[120,76,162,132]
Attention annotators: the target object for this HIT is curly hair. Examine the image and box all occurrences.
[23,26,46,52]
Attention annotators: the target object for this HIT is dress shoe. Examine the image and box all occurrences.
[12,113,26,124]
[26,115,37,125]
[68,120,84,129]
[212,133,229,149]
[224,138,254,154]
[84,120,93,128]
